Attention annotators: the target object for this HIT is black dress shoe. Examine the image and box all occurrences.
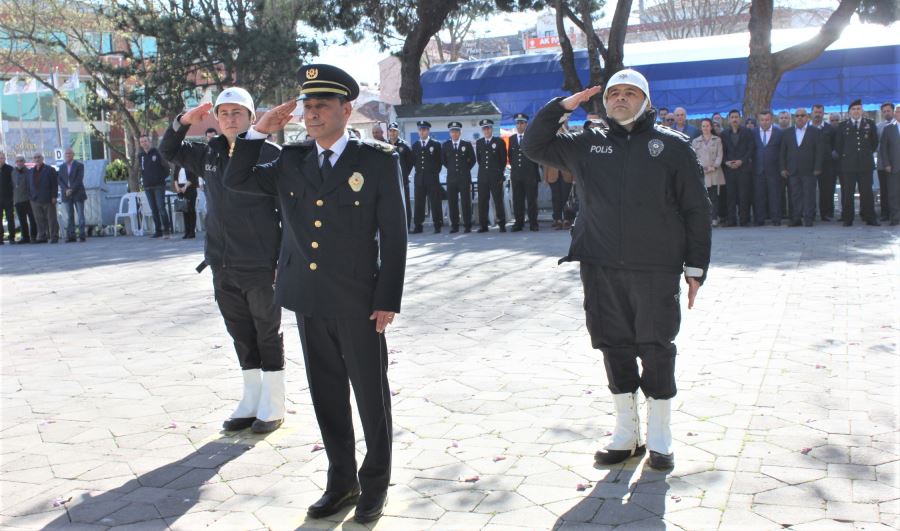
[821,216,832,222]
[307,487,361,519]
[410,227,423,234]
[450,226,459,233]
[79,236,86,242]
[222,417,255,431]
[152,232,163,238]
[890,221,899,226]
[753,221,765,227]
[648,450,675,470]
[66,237,77,243]
[789,220,802,227]
[464,227,471,233]
[594,444,646,465]
[772,221,782,226]
[804,221,813,227]
[530,224,539,232]
[510,225,523,232]
[843,221,853,226]
[866,220,881,226]
[251,418,283,433]
[498,225,507,233]
[433,227,441,234]
[477,227,489,233]
[50,238,59,243]
[354,491,387,524]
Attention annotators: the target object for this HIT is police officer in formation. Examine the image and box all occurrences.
[387,122,414,229]
[225,64,407,524]
[411,121,444,233]
[475,119,508,232]
[159,88,286,434]
[508,113,541,231]
[441,121,476,232]
[835,99,880,226]
[522,69,711,471]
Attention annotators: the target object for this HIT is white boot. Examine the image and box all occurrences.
[231,369,261,419]
[646,397,674,469]
[252,370,285,433]
[595,392,645,464]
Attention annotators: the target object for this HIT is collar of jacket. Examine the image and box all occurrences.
[607,108,657,137]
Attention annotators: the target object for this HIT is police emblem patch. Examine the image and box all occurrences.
[648,139,664,157]
[492,142,496,148]
[461,146,466,152]
[306,68,318,80]
[348,172,364,192]
[429,146,434,152]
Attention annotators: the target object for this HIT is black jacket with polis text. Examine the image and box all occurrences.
[521,99,711,282]
[159,119,282,271]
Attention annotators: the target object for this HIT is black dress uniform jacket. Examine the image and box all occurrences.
[442,139,476,182]
[508,134,540,182]
[521,98,711,283]
[391,138,414,181]
[476,137,508,180]
[412,138,443,187]
[159,121,282,271]
[835,118,879,173]
[224,135,407,319]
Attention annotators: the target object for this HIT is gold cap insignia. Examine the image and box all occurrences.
[348,172,364,192]
[306,68,318,80]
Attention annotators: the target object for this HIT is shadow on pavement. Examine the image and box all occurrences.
[554,465,670,530]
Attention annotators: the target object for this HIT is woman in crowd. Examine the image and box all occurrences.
[692,118,725,226]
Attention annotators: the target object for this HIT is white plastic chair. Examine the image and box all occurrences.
[114,193,142,236]
[195,191,207,232]
[138,192,155,234]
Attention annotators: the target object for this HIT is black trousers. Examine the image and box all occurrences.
[841,171,877,222]
[14,201,36,242]
[511,176,539,227]
[789,174,817,224]
[580,263,681,399]
[1,203,14,243]
[878,170,891,219]
[549,179,573,222]
[211,267,283,371]
[706,186,721,222]
[724,167,752,225]
[446,179,472,229]
[180,188,198,235]
[402,177,411,229]
[477,176,506,228]
[298,315,392,495]
[413,175,442,229]
[817,165,837,220]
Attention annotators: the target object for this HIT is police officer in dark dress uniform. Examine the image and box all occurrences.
[508,113,542,231]
[387,122,414,229]
[476,119,508,232]
[441,121,476,232]
[411,121,444,233]
[224,64,407,524]
[835,99,880,226]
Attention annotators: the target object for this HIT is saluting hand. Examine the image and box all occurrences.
[370,311,395,334]
[255,100,297,135]
[560,85,603,112]
[179,102,213,126]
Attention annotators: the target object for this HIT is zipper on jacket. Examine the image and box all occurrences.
[619,134,630,265]
[219,150,229,267]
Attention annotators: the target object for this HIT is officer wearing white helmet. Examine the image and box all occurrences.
[522,69,711,471]
[158,88,286,434]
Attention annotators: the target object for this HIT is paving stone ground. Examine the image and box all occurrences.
[1,223,898,530]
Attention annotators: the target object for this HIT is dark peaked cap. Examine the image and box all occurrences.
[297,64,359,101]
[849,98,862,108]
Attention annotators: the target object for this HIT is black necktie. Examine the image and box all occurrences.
[320,149,333,183]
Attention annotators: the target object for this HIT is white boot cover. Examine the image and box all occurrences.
[256,370,285,422]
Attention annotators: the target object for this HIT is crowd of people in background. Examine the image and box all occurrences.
[671,100,898,227]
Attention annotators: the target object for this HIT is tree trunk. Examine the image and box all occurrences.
[743,0,860,117]
[555,0,583,94]
[398,0,461,105]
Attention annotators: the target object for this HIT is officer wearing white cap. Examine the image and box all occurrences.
[475,118,508,232]
[522,69,711,471]
[159,87,286,434]
[411,120,444,233]
[386,122,414,229]
[225,63,406,524]
[441,121,476,232]
[508,112,541,231]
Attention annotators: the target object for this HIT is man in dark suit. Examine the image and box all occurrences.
[877,105,900,226]
[753,110,784,225]
[476,119,508,232]
[441,121,476,232]
[780,107,824,227]
[720,110,755,226]
[835,99,880,226]
[224,64,407,525]
[811,104,838,221]
[411,121,443,233]
[58,148,87,242]
[138,135,172,237]
[0,151,14,245]
[509,112,542,231]
[28,152,59,243]
[387,122,414,229]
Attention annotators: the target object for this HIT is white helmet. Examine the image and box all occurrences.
[602,69,651,126]
[214,87,256,121]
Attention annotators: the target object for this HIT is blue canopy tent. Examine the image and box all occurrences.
[421,25,900,124]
